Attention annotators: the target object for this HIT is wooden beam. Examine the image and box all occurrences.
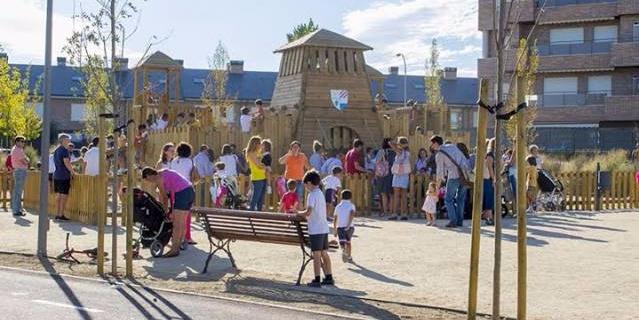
[516,75,528,320]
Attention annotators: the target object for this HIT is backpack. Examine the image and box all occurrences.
[5,155,13,171]
[375,150,390,177]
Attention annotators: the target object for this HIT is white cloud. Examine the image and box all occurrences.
[342,0,481,76]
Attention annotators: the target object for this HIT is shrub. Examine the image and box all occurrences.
[24,145,40,169]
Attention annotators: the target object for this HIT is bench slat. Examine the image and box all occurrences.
[209,224,301,238]
[212,232,305,246]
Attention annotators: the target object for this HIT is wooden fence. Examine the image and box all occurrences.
[22,171,106,225]
[557,171,638,211]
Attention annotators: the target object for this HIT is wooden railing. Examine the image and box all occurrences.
[22,171,106,225]
[557,171,639,211]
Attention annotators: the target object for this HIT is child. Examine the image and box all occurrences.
[239,106,252,133]
[261,139,273,194]
[298,170,334,288]
[322,166,342,217]
[333,189,356,262]
[364,147,376,172]
[211,162,228,207]
[279,179,299,214]
[526,155,539,213]
[421,182,438,226]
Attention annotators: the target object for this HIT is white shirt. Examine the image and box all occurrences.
[193,151,214,177]
[240,114,252,133]
[153,118,168,130]
[322,175,341,191]
[48,154,56,174]
[83,147,100,176]
[334,200,356,228]
[306,188,329,235]
[219,154,238,177]
[171,157,193,182]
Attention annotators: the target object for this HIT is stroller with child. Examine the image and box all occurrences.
[536,169,566,212]
[211,175,246,209]
[132,188,173,257]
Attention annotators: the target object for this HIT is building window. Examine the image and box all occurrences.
[450,111,461,130]
[594,25,617,43]
[71,103,85,121]
[587,75,612,95]
[550,27,584,45]
[543,77,578,106]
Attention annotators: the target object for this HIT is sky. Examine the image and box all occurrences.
[0,0,481,77]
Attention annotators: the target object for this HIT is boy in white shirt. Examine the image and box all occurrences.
[333,189,356,262]
[322,166,342,217]
[239,106,253,133]
[298,170,334,288]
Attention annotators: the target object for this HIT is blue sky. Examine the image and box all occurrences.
[1,0,481,76]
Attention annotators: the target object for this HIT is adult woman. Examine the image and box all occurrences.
[375,138,395,217]
[279,141,310,199]
[246,136,267,211]
[389,137,411,220]
[156,143,175,170]
[483,138,496,225]
[171,142,197,245]
[142,167,194,257]
[309,140,325,172]
[219,144,239,178]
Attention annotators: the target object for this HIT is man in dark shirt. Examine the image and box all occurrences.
[344,139,366,175]
[53,134,76,221]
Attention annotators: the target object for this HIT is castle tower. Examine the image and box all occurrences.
[270,29,383,150]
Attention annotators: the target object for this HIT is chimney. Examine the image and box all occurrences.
[389,66,399,75]
[114,57,129,70]
[57,57,66,66]
[228,60,244,74]
[443,67,457,80]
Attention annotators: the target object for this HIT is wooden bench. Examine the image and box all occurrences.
[193,207,312,285]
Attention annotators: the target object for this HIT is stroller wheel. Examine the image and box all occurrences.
[150,240,164,258]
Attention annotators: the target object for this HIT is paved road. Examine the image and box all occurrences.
[0,268,355,320]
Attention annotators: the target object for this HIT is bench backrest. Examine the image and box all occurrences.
[193,207,309,247]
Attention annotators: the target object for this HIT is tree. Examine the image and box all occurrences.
[287,18,319,42]
[0,57,42,141]
[424,39,446,133]
[504,38,539,143]
[202,41,233,127]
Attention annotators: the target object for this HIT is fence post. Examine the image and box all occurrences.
[595,163,602,211]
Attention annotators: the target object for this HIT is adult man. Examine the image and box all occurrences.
[53,134,76,221]
[431,135,468,228]
[193,144,214,179]
[83,137,100,176]
[9,136,28,216]
[344,139,366,175]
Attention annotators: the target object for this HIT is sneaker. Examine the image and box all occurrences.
[321,277,335,286]
[387,216,398,221]
[307,280,321,288]
[400,216,408,221]
[266,186,272,195]
[55,216,70,221]
[346,256,353,263]
[13,212,26,217]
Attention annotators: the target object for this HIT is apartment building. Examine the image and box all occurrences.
[478,0,639,152]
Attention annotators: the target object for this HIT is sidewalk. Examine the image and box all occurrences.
[2,209,638,319]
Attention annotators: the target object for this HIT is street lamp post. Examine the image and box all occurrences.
[38,0,54,257]
[396,53,407,108]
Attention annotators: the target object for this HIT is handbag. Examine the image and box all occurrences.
[375,150,390,177]
[391,150,411,175]
[438,149,473,188]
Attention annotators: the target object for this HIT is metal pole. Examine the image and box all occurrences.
[402,54,407,109]
[516,76,528,320]
[125,112,135,277]
[467,79,489,319]
[37,0,54,257]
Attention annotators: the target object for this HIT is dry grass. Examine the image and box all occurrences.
[544,149,635,173]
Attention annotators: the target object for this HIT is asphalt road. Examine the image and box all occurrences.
[0,268,355,320]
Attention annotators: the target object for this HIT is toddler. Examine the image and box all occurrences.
[279,179,299,214]
[421,182,438,226]
[333,189,356,262]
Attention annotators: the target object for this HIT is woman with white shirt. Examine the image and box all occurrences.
[156,143,175,170]
[219,144,239,178]
[171,142,197,246]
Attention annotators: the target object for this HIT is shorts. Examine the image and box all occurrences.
[53,179,71,195]
[392,174,409,189]
[309,233,329,252]
[337,227,355,245]
[173,187,195,211]
[482,179,494,211]
[375,175,393,194]
[325,188,337,206]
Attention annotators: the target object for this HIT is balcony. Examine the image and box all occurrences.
[611,40,639,67]
[537,40,614,56]
[537,52,612,72]
[478,0,536,31]
[617,0,639,15]
[537,0,617,25]
[604,95,639,121]
[537,92,608,107]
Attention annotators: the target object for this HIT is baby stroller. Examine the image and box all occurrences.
[132,188,173,257]
[536,169,566,212]
[211,175,246,209]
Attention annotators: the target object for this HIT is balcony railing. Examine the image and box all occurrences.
[536,0,616,7]
[536,39,615,56]
[538,92,609,107]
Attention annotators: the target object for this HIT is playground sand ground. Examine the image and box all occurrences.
[1,210,637,319]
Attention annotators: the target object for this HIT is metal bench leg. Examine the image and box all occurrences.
[221,240,237,268]
[296,247,313,286]
[202,242,216,274]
